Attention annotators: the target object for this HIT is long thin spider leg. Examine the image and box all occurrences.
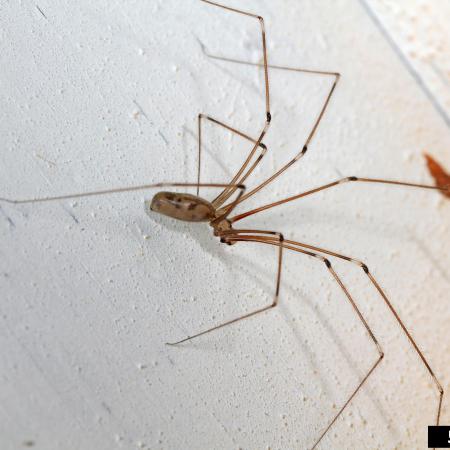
[199,0,271,209]
[221,235,384,450]
[196,113,267,196]
[217,69,340,214]
[242,235,443,448]
[230,176,448,223]
[278,239,444,438]
[165,230,284,346]
[0,182,246,205]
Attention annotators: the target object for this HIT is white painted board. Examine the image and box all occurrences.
[1,1,449,449]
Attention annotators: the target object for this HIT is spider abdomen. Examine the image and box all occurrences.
[148,191,215,222]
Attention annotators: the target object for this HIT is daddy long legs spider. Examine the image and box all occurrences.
[1,1,449,448]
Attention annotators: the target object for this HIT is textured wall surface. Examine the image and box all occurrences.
[1,1,449,449]
[366,0,450,127]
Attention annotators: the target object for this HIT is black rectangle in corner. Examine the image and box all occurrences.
[428,426,450,448]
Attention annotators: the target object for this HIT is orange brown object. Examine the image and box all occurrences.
[425,153,450,198]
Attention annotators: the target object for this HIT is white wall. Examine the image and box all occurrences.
[1,1,449,449]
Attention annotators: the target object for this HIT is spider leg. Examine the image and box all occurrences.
[230,176,448,223]
[196,114,267,196]
[0,182,246,205]
[281,239,444,444]
[165,229,284,345]
[198,1,340,211]
[199,0,271,209]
